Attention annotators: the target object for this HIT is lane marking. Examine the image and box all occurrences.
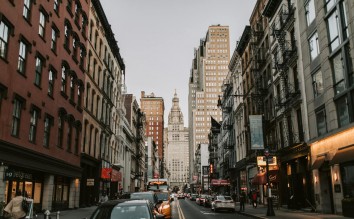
[177,200,185,219]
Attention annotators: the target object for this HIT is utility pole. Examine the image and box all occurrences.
[265,148,275,216]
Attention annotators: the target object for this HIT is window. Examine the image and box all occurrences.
[305,0,315,26]
[23,0,32,21]
[11,98,23,137]
[67,123,72,152]
[61,65,67,93]
[72,36,78,61]
[0,85,7,114]
[54,0,59,13]
[58,115,64,148]
[38,11,46,37]
[340,164,354,199]
[43,114,53,147]
[64,23,70,50]
[326,1,349,52]
[312,70,323,97]
[51,27,58,52]
[316,107,327,136]
[70,76,75,101]
[18,40,28,74]
[0,20,10,59]
[79,47,85,68]
[336,96,350,127]
[74,126,80,155]
[345,45,354,86]
[309,32,319,60]
[34,56,44,87]
[332,52,346,95]
[29,107,39,143]
[48,68,55,97]
[327,11,340,52]
[77,84,82,107]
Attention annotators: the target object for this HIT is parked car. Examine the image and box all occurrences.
[89,199,165,219]
[211,195,235,212]
[196,194,207,206]
[203,195,214,207]
[156,191,173,219]
[189,194,198,201]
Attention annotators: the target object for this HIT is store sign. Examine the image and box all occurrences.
[257,156,277,166]
[4,169,33,181]
[87,179,94,186]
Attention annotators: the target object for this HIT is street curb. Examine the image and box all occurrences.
[236,211,267,219]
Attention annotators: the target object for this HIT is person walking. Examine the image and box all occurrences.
[239,190,246,212]
[3,190,27,219]
[252,190,258,208]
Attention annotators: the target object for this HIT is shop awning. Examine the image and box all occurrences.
[311,156,325,170]
[251,170,279,185]
[330,145,354,165]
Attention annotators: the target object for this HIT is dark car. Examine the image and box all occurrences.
[89,199,165,219]
[130,191,159,205]
[204,195,214,207]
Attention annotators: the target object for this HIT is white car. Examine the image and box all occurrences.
[211,195,235,212]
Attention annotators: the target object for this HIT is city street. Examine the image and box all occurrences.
[53,199,252,219]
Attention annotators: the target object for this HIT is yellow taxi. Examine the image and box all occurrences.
[155,190,172,219]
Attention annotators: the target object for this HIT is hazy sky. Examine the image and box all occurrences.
[100,0,257,126]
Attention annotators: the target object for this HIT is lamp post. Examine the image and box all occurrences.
[264,148,275,216]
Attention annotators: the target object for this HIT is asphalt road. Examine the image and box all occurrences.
[47,198,253,219]
[174,198,252,219]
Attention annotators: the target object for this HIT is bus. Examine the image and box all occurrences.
[146,178,169,191]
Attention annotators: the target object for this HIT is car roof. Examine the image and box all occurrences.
[99,199,149,207]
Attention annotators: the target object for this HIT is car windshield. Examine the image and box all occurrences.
[217,196,226,200]
[111,205,151,219]
[224,196,232,200]
[131,193,155,203]
[156,193,169,201]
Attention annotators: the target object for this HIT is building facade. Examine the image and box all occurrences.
[80,0,125,205]
[188,25,230,185]
[0,0,89,211]
[140,91,165,178]
[165,92,189,189]
[298,0,354,215]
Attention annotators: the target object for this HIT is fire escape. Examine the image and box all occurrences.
[271,3,302,148]
[219,79,235,179]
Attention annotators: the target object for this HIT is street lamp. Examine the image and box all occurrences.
[264,148,275,216]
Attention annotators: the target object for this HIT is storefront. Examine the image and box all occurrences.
[278,143,311,209]
[80,154,100,207]
[311,127,354,216]
[3,167,43,212]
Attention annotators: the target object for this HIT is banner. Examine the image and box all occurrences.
[249,115,264,150]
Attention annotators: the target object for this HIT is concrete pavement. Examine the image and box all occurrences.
[236,202,353,219]
[35,206,96,219]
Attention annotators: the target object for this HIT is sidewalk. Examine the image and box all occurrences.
[236,203,353,219]
[35,206,97,219]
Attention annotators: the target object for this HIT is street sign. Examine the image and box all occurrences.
[87,178,94,186]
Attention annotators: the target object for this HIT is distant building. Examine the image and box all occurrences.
[140,91,165,177]
[188,25,230,183]
[165,91,189,188]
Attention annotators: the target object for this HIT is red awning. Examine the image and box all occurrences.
[211,179,230,186]
[101,168,111,179]
[251,170,279,185]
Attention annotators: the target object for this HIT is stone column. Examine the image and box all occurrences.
[42,175,54,211]
[69,179,80,209]
[0,165,7,203]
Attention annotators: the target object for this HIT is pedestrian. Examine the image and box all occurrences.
[252,190,258,208]
[3,190,27,219]
[99,192,108,205]
[239,190,246,212]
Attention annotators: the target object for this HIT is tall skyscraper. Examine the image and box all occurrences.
[188,25,230,183]
[165,91,189,188]
[140,91,165,177]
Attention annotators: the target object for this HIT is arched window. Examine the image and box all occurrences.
[61,65,67,93]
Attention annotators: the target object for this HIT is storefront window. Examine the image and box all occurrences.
[34,183,41,203]
[25,181,32,198]
[341,164,354,198]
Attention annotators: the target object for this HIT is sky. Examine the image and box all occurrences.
[100,0,257,126]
